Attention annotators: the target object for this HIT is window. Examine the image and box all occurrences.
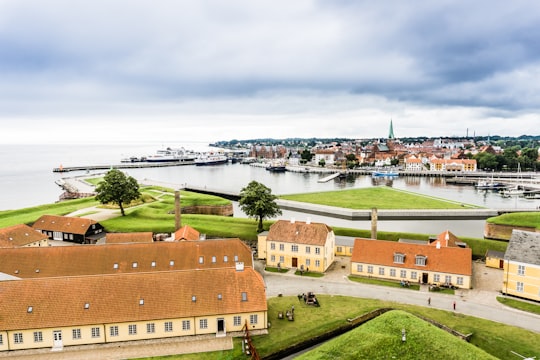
[390,269,396,277]
[200,319,208,329]
[91,327,100,338]
[217,293,222,300]
[270,243,275,250]
[433,274,440,283]
[14,333,23,344]
[72,329,81,339]
[337,246,343,253]
[367,265,373,274]
[212,256,216,263]
[411,271,417,280]
[234,316,242,326]
[84,303,90,310]
[379,267,385,275]
[165,321,173,332]
[169,260,175,266]
[305,246,311,254]
[518,265,525,276]
[199,256,204,264]
[151,261,156,267]
[128,324,137,335]
[33,331,43,343]
[147,323,155,334]
[0,334,3,345]
[279,256,284,263]
[234,255,239,262]
[400,270,407,278]
[224,255,228,262]
[415,255,427,266]
[182,320,191,331]
[393,253,405,264]
[315,260,320,268]
[445,275,452,284]
[291,244,299,252]
[279,244,284,251]
[110,326,119,337]
[192,295,197,302]
[457,277,464,286]
[250,314,258,325]
[357,264,363,272]
[139,299,144,305]
[517,282,524,292]
[113,263,119,269]
[315,247,321,255]
[270,255,275,262]
[306,259,311,266]
[132,262,138,268]
[241,292,248,301]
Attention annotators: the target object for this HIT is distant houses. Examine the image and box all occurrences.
[0,224,49,248]
[503,230,540,302]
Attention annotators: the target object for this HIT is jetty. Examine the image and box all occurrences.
[318,172,343,183]
[53,161,194,173]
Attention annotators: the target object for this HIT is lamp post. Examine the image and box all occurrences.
[401,329,406,343]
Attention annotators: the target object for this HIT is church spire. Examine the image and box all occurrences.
[388,119,395,139]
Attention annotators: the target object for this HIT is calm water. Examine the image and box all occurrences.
[1,143,538,238]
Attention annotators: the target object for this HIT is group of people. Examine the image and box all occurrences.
[427,297,456,310]
[400,279,411,287]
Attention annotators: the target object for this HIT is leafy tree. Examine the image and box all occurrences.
[95,169,140,216]
[239,181,282,233]
[300,149,313,164]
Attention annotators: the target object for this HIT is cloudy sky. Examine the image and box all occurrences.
[1,0,539,144]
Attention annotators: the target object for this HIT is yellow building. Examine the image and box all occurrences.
[258,219,335,273]
[0,268,267,352]
[335,235,355,257]
[485,249,505,269]
[0,224,49,248]
[503,230,540,302]
[351,231,472,289]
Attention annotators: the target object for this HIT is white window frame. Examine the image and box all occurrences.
[393,253,405,264]
[14,333,23,344]
[164,321,173,332]
[517,282,524,292]
[357,264,363,272]
[390,268,396,277]
[147,323,155,334]
[200,319,208,329]
[250,314,258,325]
[518,265,525,276]
[91,327,100,338]
[182,320,191,331]
[291,244,299,252]
[33,331,43,343]
[128,324,137,335]
[367,265,373,274]
[234,316,241,326]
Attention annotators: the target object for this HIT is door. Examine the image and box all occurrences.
[52,330,63,350]
[292,257,298,267]
[499,259,504,269]
[217,318,226,336]
[422,273,428,284]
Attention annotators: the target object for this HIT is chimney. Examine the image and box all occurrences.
[371,208,378,239]
[175,190,181,231]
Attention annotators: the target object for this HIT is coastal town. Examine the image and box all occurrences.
[1,130,539,358]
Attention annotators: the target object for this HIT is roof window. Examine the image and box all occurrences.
[27,306,33,313]
[139,299,144,305]
[84,303,90,309]
[192,295,197,302]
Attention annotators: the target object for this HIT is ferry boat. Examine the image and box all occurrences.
[194,153,228,166]
[146,148,197,163]
[266,160,287,172]
[371,170,399,177]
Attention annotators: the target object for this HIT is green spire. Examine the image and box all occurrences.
[388,119,395,139]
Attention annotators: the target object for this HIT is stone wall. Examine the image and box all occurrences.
[484,223,538,241]
[179,204,234,216]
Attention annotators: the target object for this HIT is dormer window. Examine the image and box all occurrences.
[199,256,204,264]
[393,253,405,264]
[223,255,228,263]
[212,256,216,263]
[241,292,248,302]
[415,255,427,266]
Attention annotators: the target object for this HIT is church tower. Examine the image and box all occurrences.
[388,119,395,139]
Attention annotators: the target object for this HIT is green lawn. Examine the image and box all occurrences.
[280,187,482,209]
[487,212,540,229]
[143,295,540,360]
[348,275,420,290]
[497,296,540,315]
[296,310,497,360]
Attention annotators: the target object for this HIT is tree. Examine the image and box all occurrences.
[239,181,282,233]
[95,169,141,216]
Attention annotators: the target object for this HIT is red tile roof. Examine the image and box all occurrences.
[0,224,48,248]
[267,220,332,246]
[351,238,472,275]
[174,225,200,241]
[32,215,98,235]
[106,232,154,244]
[0,239,253,278]
[0,268,267,331]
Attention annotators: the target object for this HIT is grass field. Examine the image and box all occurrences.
[145,295,540,360]
[487,212,540,229]
[279,187,483,209]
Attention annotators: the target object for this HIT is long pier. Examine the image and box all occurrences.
[53,161,194,173]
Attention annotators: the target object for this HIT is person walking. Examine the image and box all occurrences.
[453,301,456,310]
[428,297,431,306]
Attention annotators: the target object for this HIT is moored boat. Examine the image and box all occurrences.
[194,153,228,166]
[146,148,197,163]
[372,170,399,177]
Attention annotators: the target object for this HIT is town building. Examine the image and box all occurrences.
[0,224,49,248]
[32,215,105,244]
[502,230,540,302]
[350,231,472,288]
[105,232,154,244]
[174,225,201,241]
[429,158,477,172]
[258,219,335,273]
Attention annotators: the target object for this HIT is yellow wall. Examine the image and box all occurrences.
[266,241,328,272]
[486,256,503,269]
[503,261,540,301]
[351,262,471,289]
[257,234,268,259]
[1,312,267,351]
[335,245,353,257]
